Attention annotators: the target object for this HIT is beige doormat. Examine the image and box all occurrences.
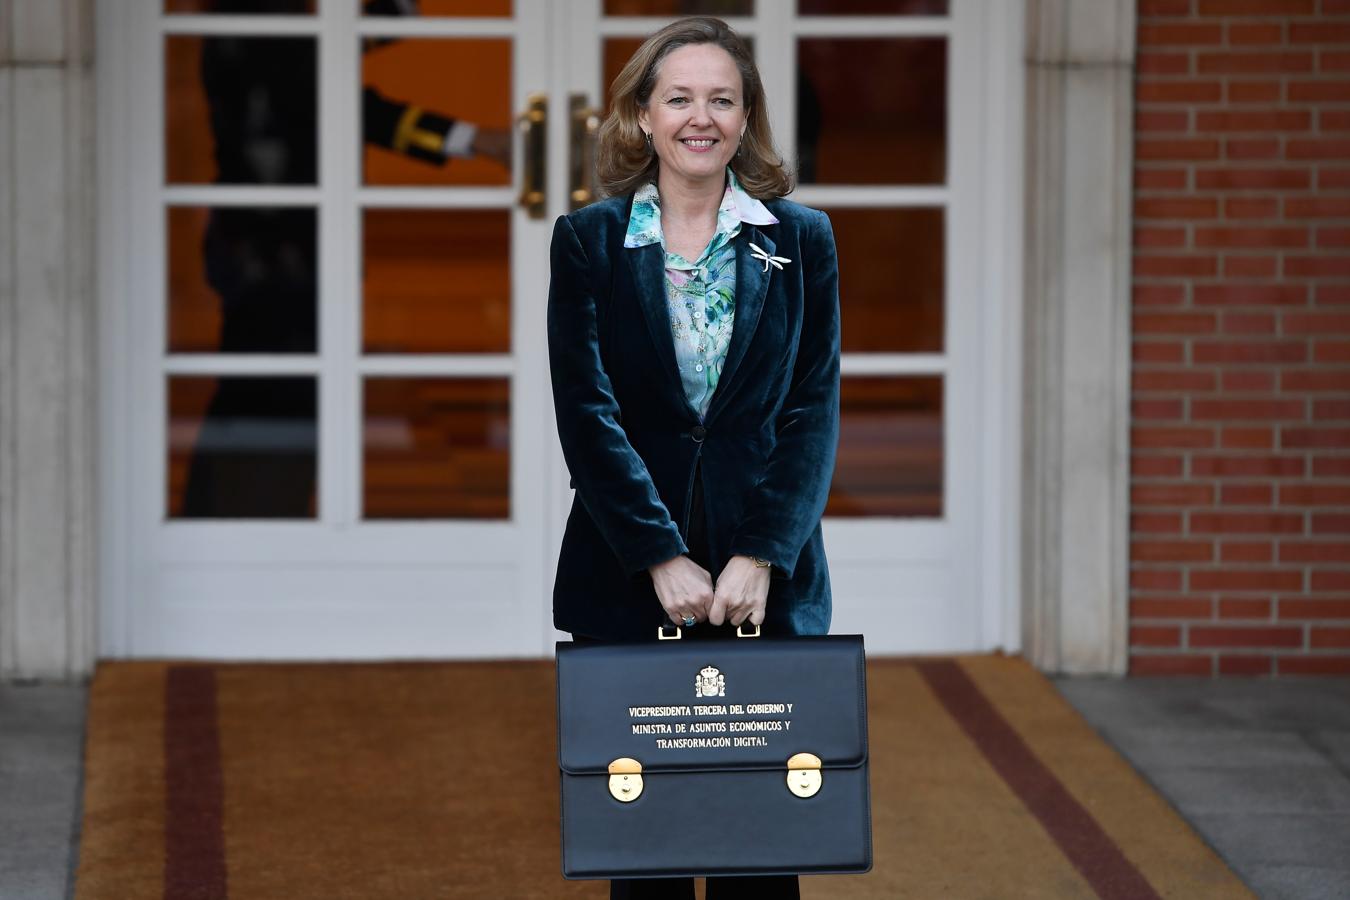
[75,655,1251,898]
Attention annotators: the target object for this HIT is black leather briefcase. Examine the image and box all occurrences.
[556,630,871,880]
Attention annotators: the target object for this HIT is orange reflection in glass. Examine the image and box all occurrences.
[826,207,943,353]
[827,376,942,518]
[797,38,945,185]
[165,36,213,185]
[799,0,946,13]
[603,38,644,114]
[604,0,752,13]
[166,35,317,185]
[363,378,510,519]
[363,209,510,353]
[362,38,512,186]
[168,376,318,519]
[368,0,511,14]
[168,207,220,351]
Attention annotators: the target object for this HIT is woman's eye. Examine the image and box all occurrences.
[714,98,733,107]
[668,97,688,105]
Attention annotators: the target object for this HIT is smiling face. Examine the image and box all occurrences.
[638,42,748,195]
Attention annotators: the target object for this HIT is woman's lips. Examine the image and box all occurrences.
[680,137,718,152]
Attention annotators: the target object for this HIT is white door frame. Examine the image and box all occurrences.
[98,0,1022,660]
[99,0,559,659]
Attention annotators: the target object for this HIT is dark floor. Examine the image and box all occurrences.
[1055,676,1350,900]
[0,683,85,900]
[3,674,1349,899]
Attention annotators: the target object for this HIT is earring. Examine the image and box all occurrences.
[644,132,653,149]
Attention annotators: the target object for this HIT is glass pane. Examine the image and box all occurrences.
[825,207,943,353]
[362,39,512,186]
[604,1,752,13]
[799,0,947,13]
[165,36,317,185]
[168,376,318,519]
[168,207,318,353]
[604,38,645,114]
[363,209,509,353]
[167,0,315,12]
[827,377,942,517]
[364,378,510,519]
[797,38,945,185]
[363,0,512,14]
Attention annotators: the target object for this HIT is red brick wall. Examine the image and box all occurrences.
[1131,0,1350,675]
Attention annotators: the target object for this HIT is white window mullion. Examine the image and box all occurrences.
[163,186,321,207]
[566,0,602,109]
[946,0,984,648]
[319,0,358,528]
[517,0,556,650]
[163,355,324,375]
[840,354,948,377]
[754,0,793,180]
[790,185,949,207]
[355,355,517,377]
[161,14,320,36]
[597,16,757,36]
[357,17,519,38]
[357,187,516,208]
[787,16,951,37]
[147,5,171,542]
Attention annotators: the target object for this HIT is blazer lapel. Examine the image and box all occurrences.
[625,241,700,420]
[706,226,773,422]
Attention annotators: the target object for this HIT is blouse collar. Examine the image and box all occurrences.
[624,168,779,251]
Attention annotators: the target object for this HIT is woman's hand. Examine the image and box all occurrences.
[709,556,771,628]
[649,555,715,625]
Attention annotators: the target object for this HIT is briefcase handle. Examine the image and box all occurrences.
[657,621,761,640]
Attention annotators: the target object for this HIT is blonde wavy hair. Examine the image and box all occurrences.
[596,16,794,200]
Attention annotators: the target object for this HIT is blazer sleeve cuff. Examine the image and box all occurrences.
[621,531,690,579]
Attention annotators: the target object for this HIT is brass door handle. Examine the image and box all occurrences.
[517,93,547,219]
[569,94,601,211]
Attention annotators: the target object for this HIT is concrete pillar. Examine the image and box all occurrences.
[1022,0,1135,674]
[0,0,98,680]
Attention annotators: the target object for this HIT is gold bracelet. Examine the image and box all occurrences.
[751,556,771,569]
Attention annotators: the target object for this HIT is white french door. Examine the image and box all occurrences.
[552,0,1024,656]
[101,0,557,658]
[99,0,1021,659]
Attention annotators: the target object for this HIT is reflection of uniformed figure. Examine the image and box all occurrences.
[180,0,510,518]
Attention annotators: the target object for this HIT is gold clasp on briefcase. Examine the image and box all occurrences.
[786,752,822,798]
[608,757,643,802]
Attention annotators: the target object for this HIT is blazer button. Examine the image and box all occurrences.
[691,425,707,443]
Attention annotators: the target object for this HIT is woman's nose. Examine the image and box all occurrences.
[688,102,714,124]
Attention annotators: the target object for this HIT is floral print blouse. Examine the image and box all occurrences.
[624,168,779,419]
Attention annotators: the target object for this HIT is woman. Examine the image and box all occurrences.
[547,16,840,900]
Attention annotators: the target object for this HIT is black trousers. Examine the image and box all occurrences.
[608,874,800,899]
[570,465,801,900]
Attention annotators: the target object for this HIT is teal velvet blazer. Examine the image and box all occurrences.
[547,192,840,641]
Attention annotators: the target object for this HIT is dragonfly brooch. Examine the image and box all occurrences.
[748,241,792,273]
